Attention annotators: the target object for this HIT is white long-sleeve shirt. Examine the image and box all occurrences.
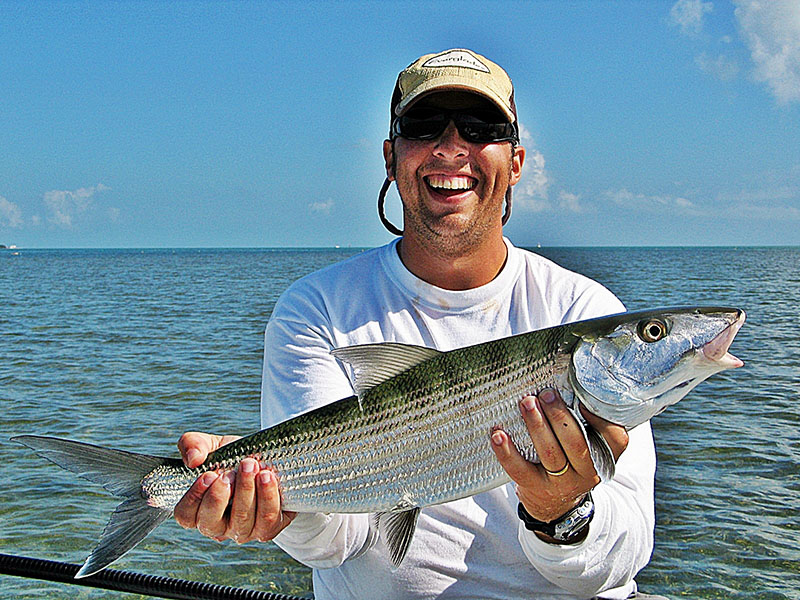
[260,238,655,600]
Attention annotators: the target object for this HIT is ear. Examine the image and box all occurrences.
[510,145,526,186]
[383,139,395,181]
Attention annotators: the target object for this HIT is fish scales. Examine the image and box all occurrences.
[209,330,566,515]
[12,306,745,576]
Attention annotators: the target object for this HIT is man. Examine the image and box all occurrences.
[175,49,657,599]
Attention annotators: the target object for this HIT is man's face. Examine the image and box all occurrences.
[384,92,525,256]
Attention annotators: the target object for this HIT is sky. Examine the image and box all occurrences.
[1,0,799,248]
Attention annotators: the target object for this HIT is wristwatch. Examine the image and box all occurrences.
[517,493,594,544]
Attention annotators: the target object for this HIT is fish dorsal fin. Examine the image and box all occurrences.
[332,343,441,395]
[372,502,422,568]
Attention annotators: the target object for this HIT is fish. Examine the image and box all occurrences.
[13,306,744,577]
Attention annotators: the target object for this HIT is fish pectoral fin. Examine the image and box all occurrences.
[585,422,616,481]
[332,342,441,395]
[569,405,616,481]
[373,506,421,569]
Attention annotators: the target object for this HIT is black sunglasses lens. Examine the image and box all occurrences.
[457,119,517,143]
[395,108,516,143]
[396,109,449,139]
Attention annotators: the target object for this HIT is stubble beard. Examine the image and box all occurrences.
[397,162,513,260]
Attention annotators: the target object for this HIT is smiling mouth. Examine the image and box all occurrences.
[424,175,477,195]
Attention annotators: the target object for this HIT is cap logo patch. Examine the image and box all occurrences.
[422,50,490,73]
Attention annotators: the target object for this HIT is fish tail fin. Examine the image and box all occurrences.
[12,434,176,578]
[76,496,171,578]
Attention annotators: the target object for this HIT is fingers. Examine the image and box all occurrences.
[249,469,296,542]
[195,470,236,540]
[491,425,581,522]
[531,389,596,479]
[519,394,570,475]
[491,428,538,485]
[174,456,295,545]
[227,458,259,543]
[174,471,221,529]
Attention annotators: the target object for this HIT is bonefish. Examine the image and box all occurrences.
[14,306,744,577]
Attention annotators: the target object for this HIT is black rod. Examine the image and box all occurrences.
[0,553,308,600]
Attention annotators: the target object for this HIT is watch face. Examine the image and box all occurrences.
[553,495,595,541]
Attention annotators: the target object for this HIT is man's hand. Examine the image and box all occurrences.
[173,432,296,543]
[490,389,628,524]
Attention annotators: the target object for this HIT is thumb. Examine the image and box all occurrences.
[177,432,222,468]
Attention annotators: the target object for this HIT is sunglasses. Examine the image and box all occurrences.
[392,107,519,144]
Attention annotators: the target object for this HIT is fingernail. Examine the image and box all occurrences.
[240,459,255,474]
[540,389,556,404]
[491,431,505,446]
[223,471,236,486]
[200,472,218,487]
[520,396,536,413]
[187,449,202,466]
[259,470,274,485]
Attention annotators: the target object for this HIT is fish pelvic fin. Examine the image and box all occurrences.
[12,435,177,578]
[372,505,422,569]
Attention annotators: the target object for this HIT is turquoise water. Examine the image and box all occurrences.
[1,246,798,599]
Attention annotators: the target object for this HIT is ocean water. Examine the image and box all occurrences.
[1,246,798,599]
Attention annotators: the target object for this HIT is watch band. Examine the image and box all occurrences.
[517,493,594,544]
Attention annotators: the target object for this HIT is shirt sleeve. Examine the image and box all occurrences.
[260,283,373,568]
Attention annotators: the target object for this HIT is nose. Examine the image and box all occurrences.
[433,121,469,160]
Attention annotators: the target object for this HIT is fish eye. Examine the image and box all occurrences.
[637,319,668,343]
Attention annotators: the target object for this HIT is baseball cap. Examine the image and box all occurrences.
[390,48,517,123]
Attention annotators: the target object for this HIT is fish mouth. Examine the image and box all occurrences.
[701,310,745,368]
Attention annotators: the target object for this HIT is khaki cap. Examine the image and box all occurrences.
[391,48,517,123]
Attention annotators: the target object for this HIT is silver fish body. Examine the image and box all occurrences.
[13,306,745,576]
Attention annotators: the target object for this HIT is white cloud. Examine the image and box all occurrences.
[733,0,800,104]
[695,51,740,81]
[717,184,798,204]
[733,203,800,221]
[669,0,714,36]
[0,196,23,228]
[604,188,700,214]
[44,183,110,228]
[605,184,800,225]
[514,123,551,212]
[558,191,587,214]
[309,198,334,213]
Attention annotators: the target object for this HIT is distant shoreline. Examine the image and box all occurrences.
[3,245,799,251]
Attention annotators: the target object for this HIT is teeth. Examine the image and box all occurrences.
[426,175,475,191]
